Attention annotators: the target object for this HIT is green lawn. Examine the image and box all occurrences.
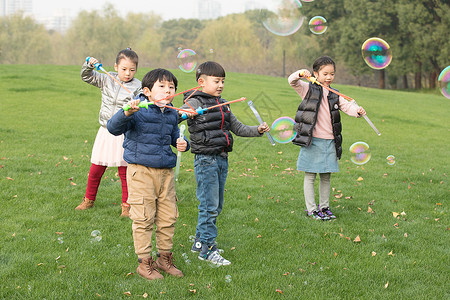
[0,65,448,299]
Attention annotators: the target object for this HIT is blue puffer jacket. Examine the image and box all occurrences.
[107,94,190,168]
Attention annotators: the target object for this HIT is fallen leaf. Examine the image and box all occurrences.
[401,211,406,216]
[356,177,364,181]
[189,289,196,294]
[143,293,148,298]
[393,223,399,228]
[124,291,131,296]
[367,207,373,213]
[186,169,193,172]
[256,234,262,238]
[392,212,399,218]
[388,250,395,256]
[283,272,290,276]
[96,293,101,297]
[299,268,306,272]
[56,232,63,235]
[372,251,377,256]
[230,247,235,251]
[334,193,343,199]
[436,203,442,205]
[275,289,283,294]
[334,252,338,257]
[63,156,69,160]
[247,195,251,200]
[345,196,352,199]
[37,263,44,266]
[125,272,134,277]
[254,217,259,222]
[404,233,408,238]
[384,281,389,288]
[353,235,361,243]
[70,182,77,186]
[277,152,283,155]
[6,177,14,180]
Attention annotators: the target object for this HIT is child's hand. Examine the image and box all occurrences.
[179,109,197,119]
[257,122,270,134]
[177,138,187,152]
[124,99,140,116]
[298,69,311,78]
[357,106,366,117]
[88,57,99,67]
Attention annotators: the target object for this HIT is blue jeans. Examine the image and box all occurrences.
[194,154,228,245]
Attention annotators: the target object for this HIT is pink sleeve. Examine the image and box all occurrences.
[339,97,360,117]
[288,71,309,99]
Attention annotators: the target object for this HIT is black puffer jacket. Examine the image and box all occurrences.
[184,91,233,154]
[292,83,343,159]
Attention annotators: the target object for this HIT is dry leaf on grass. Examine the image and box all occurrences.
[353,235,361,243]
[275,289,283,294]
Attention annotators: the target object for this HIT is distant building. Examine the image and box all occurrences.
[36,9,72,33]
[0,0,32,17]
[197,0,221,20]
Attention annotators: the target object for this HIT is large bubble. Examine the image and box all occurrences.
[309,16,327,34]
[177,49,197,73]
[349,142,371,165]
[386,155,396,165]
[361,37,392,70]
[438,66,450,99]
[271,117,296,143]
[260,0,305,36]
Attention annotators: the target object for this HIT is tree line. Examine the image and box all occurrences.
[0,0,448,90]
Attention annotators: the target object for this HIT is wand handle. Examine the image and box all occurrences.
[247,100,276,146]
[362,115,381,136]
[175,124,186,181]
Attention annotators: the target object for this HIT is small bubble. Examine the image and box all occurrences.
[304,281,308,285]
[185,259,191,264]
[225,275,232,283]
[182,253,188,258]
[90,230,102,242]
[218,248,224,254]
[320,266,323,271]
[188,235,196,243]
[57,237,64,244]
[116,244,121,247]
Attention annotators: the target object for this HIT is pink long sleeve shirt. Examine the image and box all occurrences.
[288,72,360,140]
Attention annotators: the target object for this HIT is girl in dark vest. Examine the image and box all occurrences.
[289,56,366,220]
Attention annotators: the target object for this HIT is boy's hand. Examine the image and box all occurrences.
[357,106,366,117]
[179,109,197,119]
[257,122,270,134]
[299,69,311,78]
[124,99,140,116]
[176,138,187,152]
[88,57,99,67]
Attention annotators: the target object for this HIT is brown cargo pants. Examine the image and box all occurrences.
[126,164,178,259]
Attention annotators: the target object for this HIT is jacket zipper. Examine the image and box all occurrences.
[217,97,230,147]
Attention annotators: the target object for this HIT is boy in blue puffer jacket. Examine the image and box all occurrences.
[107,69,189,281]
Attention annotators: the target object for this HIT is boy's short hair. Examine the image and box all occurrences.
[196,61,226,81]
[142,68,178,91]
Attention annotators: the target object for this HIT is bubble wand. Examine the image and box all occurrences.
[175,124,186,182]
[247,100,276,146]
[180,97,247,119]
[303,74,381,136]
[86,57,133,94]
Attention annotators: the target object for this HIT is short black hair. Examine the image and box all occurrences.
[142,68,178,91]
[116,48,139,68]
[312,56,335,73]
[196,61,226,81]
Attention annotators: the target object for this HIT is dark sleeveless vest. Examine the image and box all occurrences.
[292,83,343,159]
[187,92,233,155]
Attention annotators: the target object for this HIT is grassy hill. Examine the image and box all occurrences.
[0,65,448,299]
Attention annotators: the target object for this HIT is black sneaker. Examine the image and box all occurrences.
[307,210,330,220]
[321,207,336,219]
[191,237,202,253]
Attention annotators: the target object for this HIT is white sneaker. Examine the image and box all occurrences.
[198,245,231,266]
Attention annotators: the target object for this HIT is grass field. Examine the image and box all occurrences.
[0,65,448,299]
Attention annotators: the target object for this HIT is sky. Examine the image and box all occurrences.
[33,0,266,20]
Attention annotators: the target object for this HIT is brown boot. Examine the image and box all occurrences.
[75,197,95,210]
[155,252,184,277]
[136,257,163,280]
[120,203,130,218]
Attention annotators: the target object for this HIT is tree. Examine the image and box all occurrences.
[0,13,51,64]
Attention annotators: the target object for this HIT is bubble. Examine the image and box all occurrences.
[386,155,396,165]
[271,117,296,143]
[188,235,196,243]
[438,66,450,99]
[90,230,102,242]
[225,275,232,283]
[177,49,197,73]
[209,48,214,54]
[57,237,64,244]
[349,142,371,165]
[309,16,327,34]
[302,0,314,2]
[260,0,306,36]
[361,37,392,70]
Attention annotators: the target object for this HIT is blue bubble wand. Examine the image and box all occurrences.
[247,100,276,146]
